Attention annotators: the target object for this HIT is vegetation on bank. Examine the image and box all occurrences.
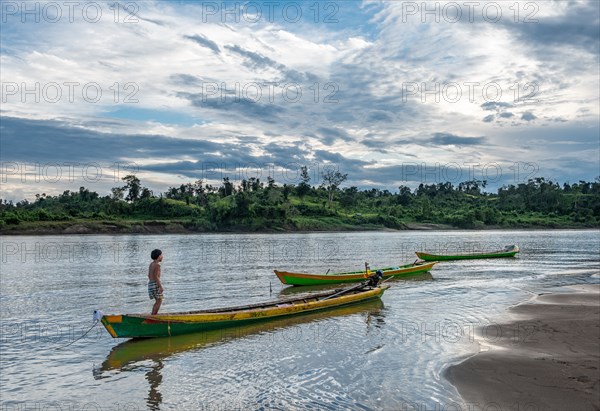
[1,169,599,233]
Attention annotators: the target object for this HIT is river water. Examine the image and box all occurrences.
[1,230,598,410]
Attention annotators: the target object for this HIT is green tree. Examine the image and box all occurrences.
[122,175,142,202]
[219,177,234,197]
[234,192,251,218]
[140,187,153,200]
[295,166,311,201]
[458,180,487,195]
[320,168,348,208]
[340,186,358,207]
[397,185,413,206]
[282,184,293,201]
[111,187,125,200]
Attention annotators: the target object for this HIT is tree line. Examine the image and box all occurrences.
[1,168,599,230]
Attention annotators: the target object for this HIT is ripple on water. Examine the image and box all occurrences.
[1,231,599,409]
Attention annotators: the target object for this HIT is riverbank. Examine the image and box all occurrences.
[0,219,404,235]
[1,219,596,235]
[445,284,600,411]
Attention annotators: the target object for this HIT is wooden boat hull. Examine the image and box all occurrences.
[415,249,519,261]
[101,285,389,339]
[274,262,437,286]
[279,273,433,296]
[98,299,384,373]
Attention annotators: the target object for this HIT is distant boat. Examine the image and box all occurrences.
[274,261,437,286]
[100,285,389,338]
[415,245,520,261]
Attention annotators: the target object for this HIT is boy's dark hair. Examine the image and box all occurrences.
[151,249,162,260]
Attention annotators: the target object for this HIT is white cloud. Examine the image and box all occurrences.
[1,0,597,199]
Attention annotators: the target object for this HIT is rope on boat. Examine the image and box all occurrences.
[53,319,99,350]
[53,310,104,350]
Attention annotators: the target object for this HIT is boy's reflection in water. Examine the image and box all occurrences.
[146,359,164,411]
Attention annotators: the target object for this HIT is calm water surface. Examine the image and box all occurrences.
[1,230,599,410]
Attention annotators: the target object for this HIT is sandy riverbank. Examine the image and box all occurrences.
[446,284,600,411]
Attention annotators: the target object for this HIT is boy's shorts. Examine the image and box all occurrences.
[148,281,162,300]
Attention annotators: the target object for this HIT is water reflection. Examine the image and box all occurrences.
[146,360,163,410]
[366,309,386,330]
[4,231,598,409]
[95,299,385,409]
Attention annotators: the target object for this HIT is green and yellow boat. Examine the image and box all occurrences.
[97,299,384,373]
[415,245,520,261]
[279,272,433,296]
[100,285,389,339]
[274,261,437,286]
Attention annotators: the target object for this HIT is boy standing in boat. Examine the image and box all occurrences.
[148,249,163,315]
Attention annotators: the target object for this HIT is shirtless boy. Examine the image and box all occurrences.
[148,249,164,315]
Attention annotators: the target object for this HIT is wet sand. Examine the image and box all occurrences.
[446,284,600,411]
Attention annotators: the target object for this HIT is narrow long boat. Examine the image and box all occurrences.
[100,285,389,338]
[97,299,384,374]
[279,273,433,296]
[415,245,520,261]
[274,261,437,286]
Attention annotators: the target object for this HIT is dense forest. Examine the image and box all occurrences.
[1,167,599,233]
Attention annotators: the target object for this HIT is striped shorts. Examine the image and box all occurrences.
[148,281,162,300]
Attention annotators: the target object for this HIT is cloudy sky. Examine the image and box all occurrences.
[1,0,598,200]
